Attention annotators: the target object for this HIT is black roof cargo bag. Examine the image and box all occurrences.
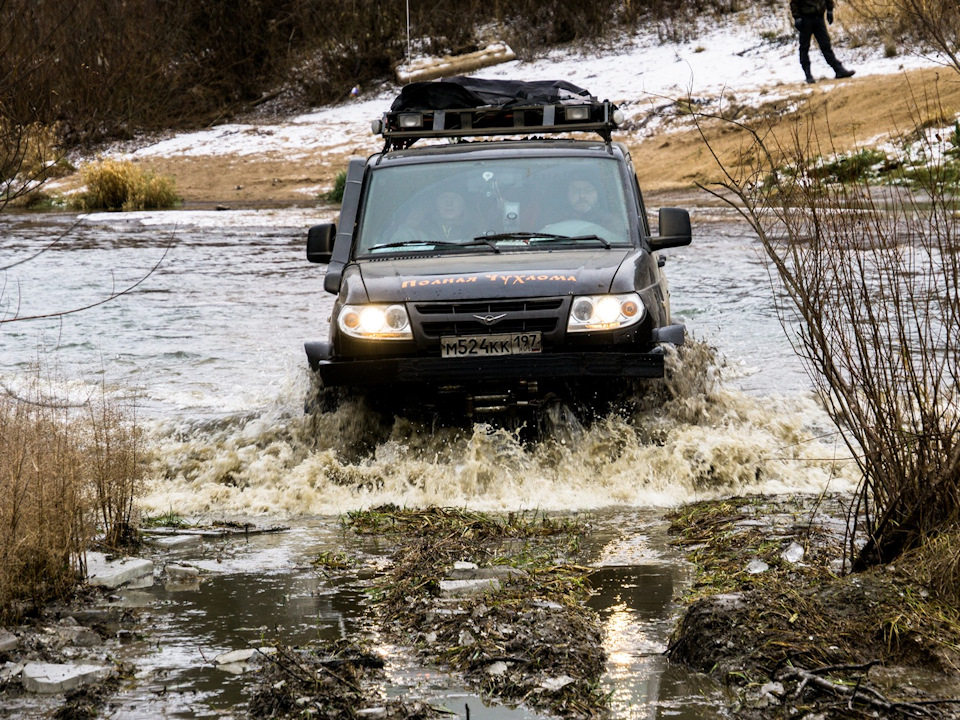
[391,77,596,112]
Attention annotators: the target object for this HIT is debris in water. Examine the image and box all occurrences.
[348,506,608,718]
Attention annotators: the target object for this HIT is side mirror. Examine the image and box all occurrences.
[649,207,691,250]
[306,223,336,263]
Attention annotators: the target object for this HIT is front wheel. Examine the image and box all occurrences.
[304,374,351,414]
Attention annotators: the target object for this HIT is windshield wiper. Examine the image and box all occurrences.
[529,234,611,249]
[479,232,568,242]
[367,238,500,253]
[478,232,612,249]
[463,237,501,253]
[367,239,461,252]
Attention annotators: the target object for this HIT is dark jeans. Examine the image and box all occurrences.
[798,13,841,73]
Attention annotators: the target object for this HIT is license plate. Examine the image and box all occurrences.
[440,332,542,358]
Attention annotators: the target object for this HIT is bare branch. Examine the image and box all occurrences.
[0,235,173,325]
[0,217,83,271]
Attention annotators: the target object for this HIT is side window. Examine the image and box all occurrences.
[633,176,651,237]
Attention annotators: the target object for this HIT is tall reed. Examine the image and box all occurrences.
[0,371,145,621]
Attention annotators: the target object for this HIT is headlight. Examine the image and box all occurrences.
[567,293,644,332]
[337,303,413,340]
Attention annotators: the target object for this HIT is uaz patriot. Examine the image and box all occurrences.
[304,78,692,419]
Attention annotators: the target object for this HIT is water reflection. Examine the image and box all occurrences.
[586,524,729,719]
[106,523,371,717]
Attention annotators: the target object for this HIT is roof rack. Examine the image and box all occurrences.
[372,100,624,151]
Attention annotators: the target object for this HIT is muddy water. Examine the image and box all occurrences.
[0,205,856,717]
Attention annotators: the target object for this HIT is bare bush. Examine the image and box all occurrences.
[0,0,69,210]
[849,0,960,73]
[697,110,960,573]
[86,389,145,549]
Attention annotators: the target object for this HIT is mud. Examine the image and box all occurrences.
[0,588,137,719]
[666,495,960,719]
[4,497,960,719]
[247,640,444,719]
[356,508,607,718]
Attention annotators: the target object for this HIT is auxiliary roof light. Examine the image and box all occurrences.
[565,105,591,121]
[397,112,424,129]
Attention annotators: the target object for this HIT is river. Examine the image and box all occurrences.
[0,204,857,718]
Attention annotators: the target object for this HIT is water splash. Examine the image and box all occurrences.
[141,341,857,517]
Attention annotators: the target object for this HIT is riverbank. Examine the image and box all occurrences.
[4,496,959,719]
[47,64,958,210]
[667,495,960,719]
[34,4,955,211]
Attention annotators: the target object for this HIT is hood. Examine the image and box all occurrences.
[356,249,630,302]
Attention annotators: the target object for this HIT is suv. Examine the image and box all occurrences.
[305,78,691,419]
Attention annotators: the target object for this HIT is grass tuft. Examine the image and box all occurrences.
[70,158,179,211]
[321,169,347,204]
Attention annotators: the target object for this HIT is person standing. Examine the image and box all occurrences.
[791,0,855,83]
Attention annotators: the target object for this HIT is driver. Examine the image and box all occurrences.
[567,179,600,216]
[434,190,470,240]
[537,178,624,242]
[391,189,474,243]
[566,179,615,229]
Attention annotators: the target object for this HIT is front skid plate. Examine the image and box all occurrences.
[311,351,664,387]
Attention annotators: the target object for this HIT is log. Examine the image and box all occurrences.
[396,43,516,84]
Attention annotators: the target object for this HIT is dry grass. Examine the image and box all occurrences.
[904,532,960,608]
[0,372,145,622]
[0,122,68,209]
[69,158,179,211]
[0,380,88,619]
[0,122,61,180]
[667,496,960,682]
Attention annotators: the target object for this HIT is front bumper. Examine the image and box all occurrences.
[305,341,665,387]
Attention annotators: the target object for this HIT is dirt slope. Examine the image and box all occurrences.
[61,66,960,208]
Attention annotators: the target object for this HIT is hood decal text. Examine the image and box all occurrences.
[401,273,577,289]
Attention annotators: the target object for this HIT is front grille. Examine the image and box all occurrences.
[421,317,558,337]
[415,298,564,315]
[412,297,566,340]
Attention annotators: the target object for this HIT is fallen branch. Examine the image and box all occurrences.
[780,664,934,718]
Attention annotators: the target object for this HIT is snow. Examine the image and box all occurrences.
[123,12,945,161]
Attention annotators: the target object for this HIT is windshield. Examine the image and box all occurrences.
[356,156,633,255]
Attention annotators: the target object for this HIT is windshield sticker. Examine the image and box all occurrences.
[401,273,577,289]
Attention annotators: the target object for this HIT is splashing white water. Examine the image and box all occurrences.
[140,343,857,517]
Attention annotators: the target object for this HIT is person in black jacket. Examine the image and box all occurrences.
[791,0,855,83]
